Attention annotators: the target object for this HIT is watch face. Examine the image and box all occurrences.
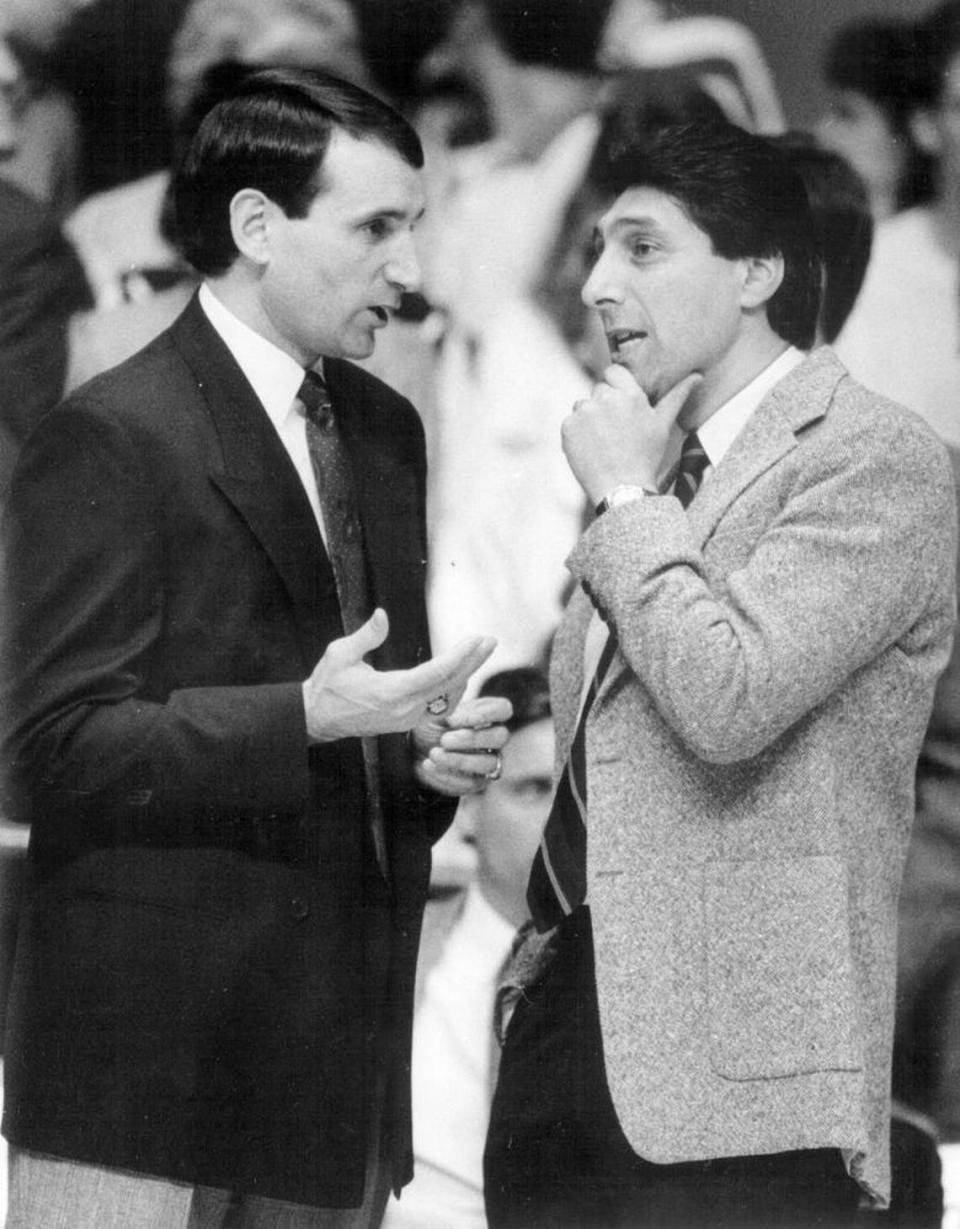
[610,485,647,508]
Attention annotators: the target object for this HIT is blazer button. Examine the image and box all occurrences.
[291,897,309,920]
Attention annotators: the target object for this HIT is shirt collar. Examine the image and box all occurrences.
[697,346,804,469]
[199,282,315,427]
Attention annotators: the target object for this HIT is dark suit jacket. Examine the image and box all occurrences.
[0,178,90,498]
[0,295,454,1206]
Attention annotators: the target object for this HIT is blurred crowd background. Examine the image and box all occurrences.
[0,0,959,1226]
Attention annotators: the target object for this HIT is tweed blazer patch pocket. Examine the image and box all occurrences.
[704,856,862,1080]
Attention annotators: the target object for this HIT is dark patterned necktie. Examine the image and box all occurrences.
[526,631,619,931]
[298,370,369,634]
[526,431,711,931]
[297,370,387,876]
[674,431,709,509]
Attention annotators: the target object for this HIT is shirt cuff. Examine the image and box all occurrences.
[940,1142,960,1208]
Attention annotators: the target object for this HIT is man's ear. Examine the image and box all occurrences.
[910,108,941,158]
[739,253,784,311]
[229,188,273,266]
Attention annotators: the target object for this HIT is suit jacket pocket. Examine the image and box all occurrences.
[705,855,862,1080]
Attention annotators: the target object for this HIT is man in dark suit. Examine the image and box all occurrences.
[1,68,509,1229]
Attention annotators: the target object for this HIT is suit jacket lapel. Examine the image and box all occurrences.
[169,295,337,665]
[687,348,845,548]
[551,586,595,762]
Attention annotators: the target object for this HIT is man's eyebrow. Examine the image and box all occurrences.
[609,214,663,233]
[356,204,426,224]
[592,215,664,248]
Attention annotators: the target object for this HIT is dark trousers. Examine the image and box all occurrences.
[484,907,862,1229]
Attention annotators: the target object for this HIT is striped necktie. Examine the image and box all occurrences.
[298,370,388,877]
[526,632,618,931]
[673,431,709,509]
[526,431,710,931]
[298,370,369,634]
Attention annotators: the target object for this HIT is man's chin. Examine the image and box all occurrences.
[611,353,649,388]
[615,358,660,405]
[353,336,377,360]
[336,332,377,362]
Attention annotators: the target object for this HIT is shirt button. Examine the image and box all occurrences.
[291,897,309,920]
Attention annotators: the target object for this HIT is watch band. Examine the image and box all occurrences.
[595,483,658,516]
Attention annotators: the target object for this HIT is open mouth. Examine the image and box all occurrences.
[607,328,647,356]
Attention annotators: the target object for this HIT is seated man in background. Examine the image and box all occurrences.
[384,667,554,1229]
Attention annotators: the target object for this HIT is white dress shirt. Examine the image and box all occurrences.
[382,884,517,1229]
[198,282,328,540]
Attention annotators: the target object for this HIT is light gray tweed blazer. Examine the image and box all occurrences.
[553,348,958,1206]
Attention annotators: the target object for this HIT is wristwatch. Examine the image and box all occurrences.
[595,483,657,516]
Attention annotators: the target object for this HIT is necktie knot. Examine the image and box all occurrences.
[298,370,334,431]
[675,431,709,509]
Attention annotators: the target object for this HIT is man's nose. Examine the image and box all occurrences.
[581,252,618,308]
[385,233,422,294]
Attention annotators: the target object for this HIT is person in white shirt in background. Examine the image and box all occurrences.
[412,0,615,685]
[383,667,554,1229]
[835,0,960,452]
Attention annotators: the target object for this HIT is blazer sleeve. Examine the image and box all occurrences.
[2,394,311,839]
[568,407,958,764]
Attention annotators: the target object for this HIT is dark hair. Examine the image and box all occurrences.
[538,71,728,352]
[590,120,822,350]
[485,0,614,73]
[479,667,551,733]
[825,20,922,131]
[773,133,873,343]
[172,66,424,276]
[823,19,934,209]
[915,0,960,109]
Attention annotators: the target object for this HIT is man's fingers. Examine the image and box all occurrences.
[654,372,703,425]
[429,747,503,779]
[403,635,497,706]
[429,636,498,696]
[603,363,642,393]
[325,608,389,666]
[445,695,513,730]
[444,636,499,700]
[439,723,510,753]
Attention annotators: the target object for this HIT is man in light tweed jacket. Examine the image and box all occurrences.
[483,121,958,1228]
